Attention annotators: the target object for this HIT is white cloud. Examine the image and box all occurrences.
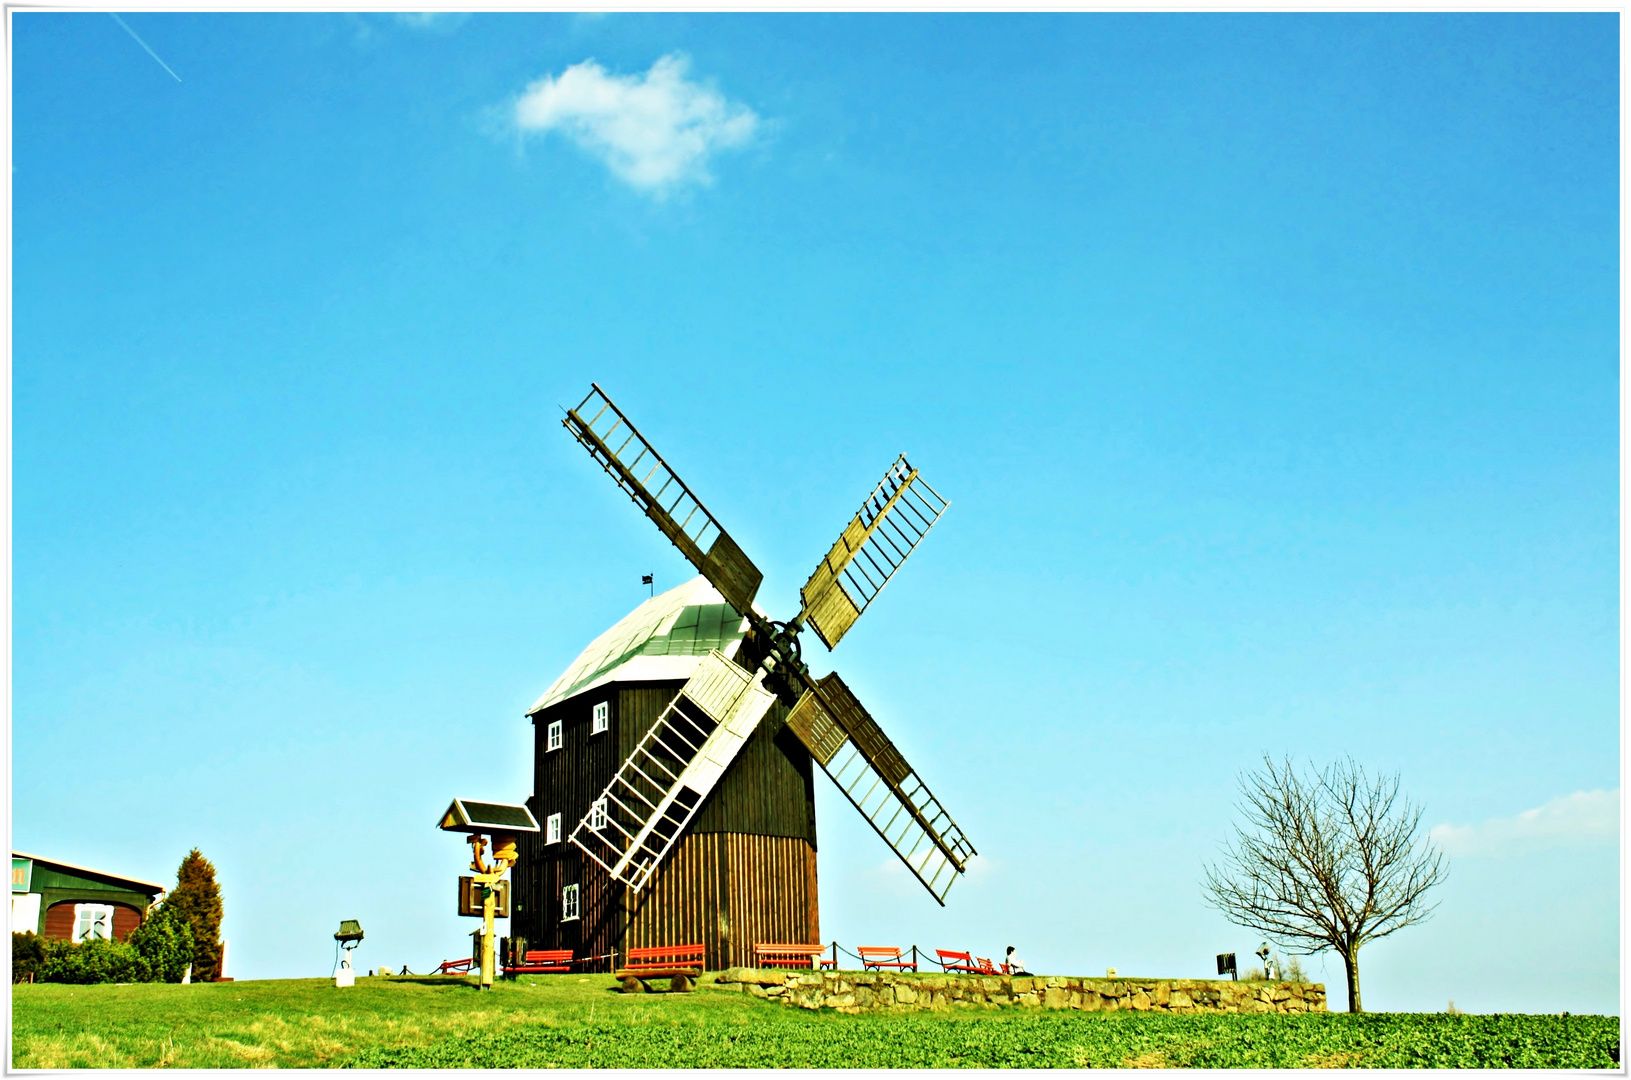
[1430,789,1619,857]
[512,53,759,196]
[393,13,468,32]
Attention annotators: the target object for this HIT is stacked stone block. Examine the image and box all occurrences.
[716,968,1325,1015]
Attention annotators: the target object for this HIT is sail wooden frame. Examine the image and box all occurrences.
[563,384,763,617]
[798,456,948,650]
[562,383,974,904]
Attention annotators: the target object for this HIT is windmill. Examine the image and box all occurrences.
[560,384,976,906]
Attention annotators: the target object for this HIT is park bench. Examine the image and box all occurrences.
[435,957,473,975]
[935,949,982,974]
[858,946,917,972]
[505,949,574,976]
[614,943,706,993]
[753,943,834,969]
[975,956,1006,975]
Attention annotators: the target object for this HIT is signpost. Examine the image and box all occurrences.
[438,798,540,990]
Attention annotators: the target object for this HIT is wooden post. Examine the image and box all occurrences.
[481,885,496,988]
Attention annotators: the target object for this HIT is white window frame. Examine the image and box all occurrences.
[592,701,609,735]
[562,883,580,922]
[546,813,562,844]
[589,797,608,831]
[547,719,563,752]
[73,903,115,943]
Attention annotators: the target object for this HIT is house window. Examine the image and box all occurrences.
[592,701,609,734]
[562,883,580,922]
[546,813,562,844]
[547,720,563,752]
[589,798,608,830]
[73,904,115,943]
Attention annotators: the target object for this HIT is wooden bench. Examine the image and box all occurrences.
[975,956,1006,975]
[505,949,574,976]
[753,943,834,970]
[935,949,982,974]
[614,944,706,993]
[434,957,473,975]
[858,946,917,972]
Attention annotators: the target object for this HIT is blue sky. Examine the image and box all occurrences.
[11,12,1618,1013]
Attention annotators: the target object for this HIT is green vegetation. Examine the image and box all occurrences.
[12,974,1618,1069]
[168,849,224,982]
[125,900,196,983]
[12,909,195,986]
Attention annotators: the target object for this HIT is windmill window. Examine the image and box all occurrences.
[73,904,115,943]
[546,813,562,844]
[547,720,563,752]
[589,798,608,830]
[562,883,580,922]
[592,701,609,734]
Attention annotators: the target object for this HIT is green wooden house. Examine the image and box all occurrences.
[11,851,166,942]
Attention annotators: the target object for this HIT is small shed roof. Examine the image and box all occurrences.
[528,576,752,715]
[12,851,167,894]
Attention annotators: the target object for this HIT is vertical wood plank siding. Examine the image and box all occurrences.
[515,680,820,969]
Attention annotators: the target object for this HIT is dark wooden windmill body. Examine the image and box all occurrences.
[512,581,819,970]
[512,385,977,970]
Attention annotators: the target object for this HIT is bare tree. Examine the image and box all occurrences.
[1202,756,1447,1012]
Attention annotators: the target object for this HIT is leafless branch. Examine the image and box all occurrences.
[1201,755,1447,1011]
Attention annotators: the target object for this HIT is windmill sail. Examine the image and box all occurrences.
[799,456,948,650]
[570,650,775,891]
[564,384,763,617]
[784,672,976,904]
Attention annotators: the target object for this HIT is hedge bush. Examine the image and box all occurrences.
[126,901,195,983]
[12,931,49,983]
[12,900,197,985]
[39,936,150,985]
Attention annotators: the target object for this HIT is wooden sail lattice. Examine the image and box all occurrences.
[562,383,975,904]
[570,650,776,891]
[784,672,976,904]
[799,456,948,650]
[563,384,762,617]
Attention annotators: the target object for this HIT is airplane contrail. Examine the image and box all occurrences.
[109,13,182,83]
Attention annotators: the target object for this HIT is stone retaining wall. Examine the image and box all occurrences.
[716,968,1325,1015]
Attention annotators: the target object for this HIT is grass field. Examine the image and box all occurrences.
[11,973,1620,1069]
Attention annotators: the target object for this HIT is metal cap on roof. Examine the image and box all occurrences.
[527,576,755,715]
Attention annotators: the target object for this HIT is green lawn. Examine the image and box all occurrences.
[11,973,1619,1069]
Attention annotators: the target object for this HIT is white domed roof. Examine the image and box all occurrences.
[527,576,755,715]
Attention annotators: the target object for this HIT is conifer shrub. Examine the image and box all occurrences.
[167,849,223,981]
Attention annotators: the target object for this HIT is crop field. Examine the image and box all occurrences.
[11,973,1619,1069]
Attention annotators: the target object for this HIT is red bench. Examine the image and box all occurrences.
[858,946,916,972]
[975,956,1006,975]
[614,944,706,993]
[435,957,473,975]
[935,949,982,974]
[753,943,834,969]
[505,949,574,976]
